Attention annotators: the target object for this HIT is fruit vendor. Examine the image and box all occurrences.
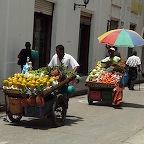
[101,47,123,72]
[101,47,123,106]
[105,46,121,58]
[48,45,80,74]
[102,47,121,63]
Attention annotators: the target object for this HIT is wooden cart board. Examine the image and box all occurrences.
[3,89,21,95]
[3,89,28,98]
[86,81,115,89]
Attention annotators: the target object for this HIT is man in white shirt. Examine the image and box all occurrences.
[126,51,141,90]
[48,45,80,73]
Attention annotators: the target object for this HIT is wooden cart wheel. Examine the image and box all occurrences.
[51,94,67,127]
[8,115,22,123]
[87,89,93,105]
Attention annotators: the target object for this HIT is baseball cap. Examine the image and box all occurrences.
[109,47,115,51]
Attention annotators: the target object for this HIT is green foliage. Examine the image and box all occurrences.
[48,63,74,78]
[28,67,48,76]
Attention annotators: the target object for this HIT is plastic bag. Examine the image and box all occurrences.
[122,73,128,85]
[22,63,30,74]
[31,50,39,60]
[17,58,22,65]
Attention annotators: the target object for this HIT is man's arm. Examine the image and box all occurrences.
[125,64,129,73]
[69,54,80,73]
[73,66,79,74]
[137,64,141,72]
[137,57,141,72]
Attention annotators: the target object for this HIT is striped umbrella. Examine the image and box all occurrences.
[98,29,144,47]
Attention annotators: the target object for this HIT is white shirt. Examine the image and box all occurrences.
[48,53,80,71]
[101,56,121,63]
[126,55,141,67]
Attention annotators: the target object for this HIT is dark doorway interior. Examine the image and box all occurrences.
[33,12,52,69]
[78,20,90,75]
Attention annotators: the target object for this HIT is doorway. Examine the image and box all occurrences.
[78,14,91,75]
[33,12,52,69]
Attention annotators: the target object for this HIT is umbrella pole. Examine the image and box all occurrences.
[139,72,140,91]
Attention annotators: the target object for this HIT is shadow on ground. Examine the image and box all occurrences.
[88,101,144,109]
[121,101,144,108]
[3,115,84,130]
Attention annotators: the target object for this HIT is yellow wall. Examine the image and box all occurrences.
[131,0,142,14]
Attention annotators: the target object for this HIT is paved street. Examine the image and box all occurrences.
[0,84,144,144]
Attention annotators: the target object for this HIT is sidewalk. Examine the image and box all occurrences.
[72,76,88,96]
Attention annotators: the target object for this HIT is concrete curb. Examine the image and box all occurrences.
[72,89,88,97]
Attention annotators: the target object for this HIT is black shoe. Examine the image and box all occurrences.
[129,88,134,90]
[113,105,123,109]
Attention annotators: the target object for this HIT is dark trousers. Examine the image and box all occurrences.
[128,67,137,89]
[21,65,23,72]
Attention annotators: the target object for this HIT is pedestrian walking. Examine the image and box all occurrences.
[17,42,33,71]
[126,51,141,90]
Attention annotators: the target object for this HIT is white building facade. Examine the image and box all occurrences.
[0,0,144,103]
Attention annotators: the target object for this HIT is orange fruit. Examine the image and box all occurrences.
[3,80,8,86]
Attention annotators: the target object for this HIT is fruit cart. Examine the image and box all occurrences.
[86,59,124,106]
[3,67,76,127]
[86,82,114,105]
[86,78,123,106]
